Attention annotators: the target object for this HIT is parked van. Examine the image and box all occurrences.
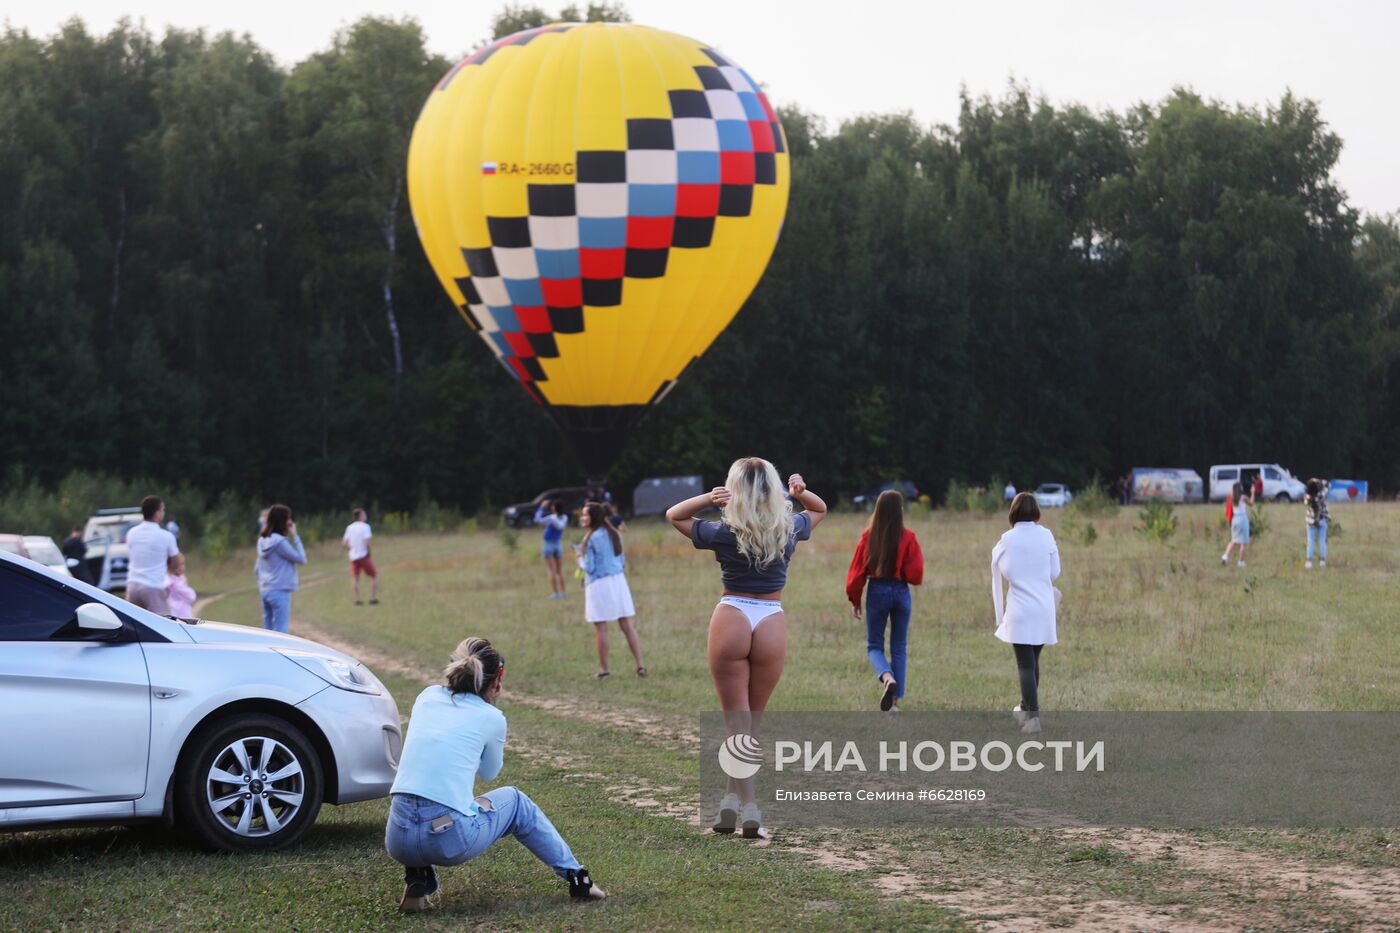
[1131,468,1205,503]
[1208,464,1306,502]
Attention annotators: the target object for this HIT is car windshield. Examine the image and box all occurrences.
[0,540,22,555]
[26,543,63,564]
[1037,485,1063,493]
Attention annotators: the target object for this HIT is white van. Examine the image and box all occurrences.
[1208,464,1306,502]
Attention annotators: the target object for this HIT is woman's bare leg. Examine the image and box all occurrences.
[617,617,644,669]
[545,555,563,593]
[593,621,609,674]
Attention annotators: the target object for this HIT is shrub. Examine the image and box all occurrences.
[498,525,520,554]
[967,477,1004,515]
[1067,480,1119,519]
[1136,499,1178,544]
[943,479,969,512]
[1248,503,1269,539]
[1062,514,1099,546]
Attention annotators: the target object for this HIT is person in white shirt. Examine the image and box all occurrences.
[126,495,181,614]
[342,508,379,605]
[1003,482,1017,502]
[991,492,1061,734]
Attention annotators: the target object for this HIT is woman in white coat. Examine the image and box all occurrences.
[991,492,1060,734]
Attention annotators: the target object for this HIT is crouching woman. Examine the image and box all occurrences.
[384,637,605,911]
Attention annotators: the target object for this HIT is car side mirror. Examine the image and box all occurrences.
[76,602,123,632]
[66,557,81,568]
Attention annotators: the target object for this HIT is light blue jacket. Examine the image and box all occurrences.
[582,529,626,583]
[390,687,506,817]
[256,532,307,592]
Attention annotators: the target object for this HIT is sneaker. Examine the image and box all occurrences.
[369,598,380,605]
[740,801,763,839]
[713,792,740,833]
[636,666,648,677]
[1012,704,1027,725]
[399,865,439,913]
[1305,560,1312,569]
[566,866,606,899]
[1021,715,1042,735]
[1238,561,1246,568]
[1320,560,1327,568]
[355,600,363,606]
[1221,554,1229,566]
[879,677,898,712]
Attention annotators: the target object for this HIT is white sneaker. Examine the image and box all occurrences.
[1012,705,1027,725]
[1305,560,1312,569]
[1238,561,1246,568]
[1021,716,1042,734]
[1221,554,1229,565]
[739,801,763,839]
[1320,560,1327,568]
[713,793,740,834]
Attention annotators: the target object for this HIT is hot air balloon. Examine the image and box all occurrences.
[407,22,789,477]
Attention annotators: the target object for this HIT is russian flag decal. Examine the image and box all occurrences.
[481,162,498,175]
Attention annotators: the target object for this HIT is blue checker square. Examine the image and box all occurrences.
[503,279,543,308]
[678,151,721,184]
[738,92,766,121]
[628,184,676,218]
[716,120,754,152]
[579,216,627,249]
[488,331,514,355]
[535,248,580,279]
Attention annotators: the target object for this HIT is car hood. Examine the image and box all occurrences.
[183,619,359,663]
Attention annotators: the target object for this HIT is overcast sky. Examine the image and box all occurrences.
[7,1,1396,215]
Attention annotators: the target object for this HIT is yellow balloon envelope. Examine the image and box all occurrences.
[408,23,789,475]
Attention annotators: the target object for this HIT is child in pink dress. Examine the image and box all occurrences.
[167,554,197,617]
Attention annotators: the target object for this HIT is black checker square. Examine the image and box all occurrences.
[527,184,576,217]
[576,150,627,183]
[672,216,715,249]
[520,357,547,380]
[458,304,484,331]
[625,248,669,279]
[455,276,482,305]
[462,247,499,278]
[486,216,532,249]
[718,184,753,217]
[627,119,674,150]
[772,122,786,154]
[668,89,712,118]
[701,48,729,67]
[754,151,777,185]
[582,278,623,307]
[527,332,560,358]
[548,306,584,333]
[693,65,730,90]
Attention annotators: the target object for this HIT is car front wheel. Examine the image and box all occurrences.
[1274,493,1291,503]
[177,714,324,852]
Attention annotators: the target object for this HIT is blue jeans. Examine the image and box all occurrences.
[384,790,581,877]
[260,589,291,633]
[865,580,911,699]
[1307,520,1328,560]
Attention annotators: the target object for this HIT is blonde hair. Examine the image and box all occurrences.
[443,637,503,696]
[721,457,793,569]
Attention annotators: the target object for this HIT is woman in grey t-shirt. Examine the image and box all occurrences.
[667,457,827,838]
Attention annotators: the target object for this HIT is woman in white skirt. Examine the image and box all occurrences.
[580,502,645,678]
[991,492,1060,734]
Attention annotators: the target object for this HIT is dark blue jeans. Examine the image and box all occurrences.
[865,580,911,699]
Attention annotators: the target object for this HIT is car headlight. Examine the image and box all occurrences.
[276,649,383,695]
[505,507,518,517]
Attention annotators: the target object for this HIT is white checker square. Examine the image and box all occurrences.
[626,150,678,184]
[529,215,579,250]
[473,276,510,307]
[720,66,753,93]
[492,246,538,280]
[705,89,746,120]
[468,303,497,333]
[673,118,719,151]
[576,182,628,217]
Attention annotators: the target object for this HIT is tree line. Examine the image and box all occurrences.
[2,10,1397,516]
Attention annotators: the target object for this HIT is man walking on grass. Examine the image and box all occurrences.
[343,508,379,605]
[126,495,180,614]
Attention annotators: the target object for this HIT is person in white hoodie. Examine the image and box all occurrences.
[255,504,307,633]
[991,492,1060,734]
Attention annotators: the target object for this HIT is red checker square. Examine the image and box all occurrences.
[749,121,776,153]
[540,278,582,308]
[503,332,536,357]
[516,306,551,333]
[580,248,626,279]
[721,151,755,185]
[508,357,534,382]
[758,91,778,122]
[627,216,675,249]
[677,184,721,217]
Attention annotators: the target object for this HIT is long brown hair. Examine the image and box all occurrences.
[261,504,291,538]
[865,490,905,578]
[583,502,622,556]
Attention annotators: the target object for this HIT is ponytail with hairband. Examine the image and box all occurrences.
[444,637,504,697]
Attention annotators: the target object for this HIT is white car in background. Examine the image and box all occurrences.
[0,550,401,851]
[1033,484,1073,508]
[1208,463,1306,502]
[22,536,72,577]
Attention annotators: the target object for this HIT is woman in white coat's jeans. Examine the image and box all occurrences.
[990,492,1060,733]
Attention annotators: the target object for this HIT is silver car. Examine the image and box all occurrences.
[0,550,401,851]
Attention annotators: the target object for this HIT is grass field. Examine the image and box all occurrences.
[3,503,1399,931]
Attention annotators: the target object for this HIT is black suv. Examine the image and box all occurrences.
[501,487,595,528]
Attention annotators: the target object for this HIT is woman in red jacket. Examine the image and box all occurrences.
[846,490,924,711]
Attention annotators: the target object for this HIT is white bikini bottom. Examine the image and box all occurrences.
[718,596,784,631]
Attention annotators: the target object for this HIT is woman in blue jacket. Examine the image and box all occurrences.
[255,504,307,633]
[580,502,645,678]
[385,637,605,911]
